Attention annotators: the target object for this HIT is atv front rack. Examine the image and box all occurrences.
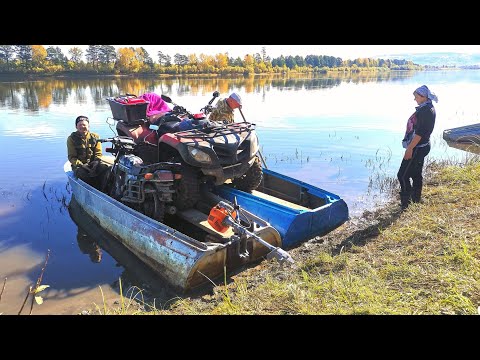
[174,122,255,140]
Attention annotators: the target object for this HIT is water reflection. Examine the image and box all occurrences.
[76,230,102,263]
[0,71,419,110]
[68,198,177,303]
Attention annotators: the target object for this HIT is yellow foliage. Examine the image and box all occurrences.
[243,54,254,67]
[215,53,228,69]
[117,47,141,73]
[198,53,215,71]
[188,54,198,65]
[32,45,47,66]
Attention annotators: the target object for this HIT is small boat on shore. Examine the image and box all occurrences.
[444,140,480,155]
[65,158,349,291]
[215,168,350,248]
[443,123,480,144]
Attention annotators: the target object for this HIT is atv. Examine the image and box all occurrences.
[109,92,263,210]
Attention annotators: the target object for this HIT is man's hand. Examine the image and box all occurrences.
[81,163,91,171]
[80,160,99,175]
[89,161,100,174]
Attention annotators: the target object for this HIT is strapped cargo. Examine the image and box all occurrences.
[107,95,149,125]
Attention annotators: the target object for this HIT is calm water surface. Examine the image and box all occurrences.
[1,71,479,314]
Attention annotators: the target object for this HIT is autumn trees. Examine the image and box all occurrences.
[0,45,422,76]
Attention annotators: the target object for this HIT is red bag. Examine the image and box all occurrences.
[114,95,147,105]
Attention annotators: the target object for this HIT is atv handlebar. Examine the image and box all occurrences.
[172,104,193,118]
[201,91,220,115]
[208,91,220,105]
[200,105,213,115]
[161,91,220,118]
[97,136,137,149]
[160,94,195,119]
[96,137,137,171]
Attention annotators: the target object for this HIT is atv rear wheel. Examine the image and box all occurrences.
[143,185,166,223]
[175,165,200,210]
[232,156,263,192]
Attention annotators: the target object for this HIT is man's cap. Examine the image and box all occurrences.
[229,92,242,105]
[75,115,89,126]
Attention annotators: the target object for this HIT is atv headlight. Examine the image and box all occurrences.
[188,146,212,164]
[250,133,259,158]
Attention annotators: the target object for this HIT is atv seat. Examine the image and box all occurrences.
[116,121,158,145]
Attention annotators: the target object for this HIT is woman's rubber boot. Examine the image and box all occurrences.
[400,191,412,211]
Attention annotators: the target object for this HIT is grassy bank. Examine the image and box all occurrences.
[92,156,480,315]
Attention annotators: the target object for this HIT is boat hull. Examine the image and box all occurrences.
[443,123,480,144]
[65,160,349,290]
[64,161,278,291]
[215,168,350,248]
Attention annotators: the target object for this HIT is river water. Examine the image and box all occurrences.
[0,71,479,314]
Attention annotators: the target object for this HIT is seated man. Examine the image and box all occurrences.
[67,115,109,190]
[208,92,242,124]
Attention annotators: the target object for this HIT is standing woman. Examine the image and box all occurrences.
[397,85,438,210]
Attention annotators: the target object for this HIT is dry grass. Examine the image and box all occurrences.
[91,154,480,315]
[141,157,480,315]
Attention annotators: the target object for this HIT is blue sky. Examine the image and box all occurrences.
[49,45,480,60]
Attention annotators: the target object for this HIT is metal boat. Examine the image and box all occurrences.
[65,159,349,291]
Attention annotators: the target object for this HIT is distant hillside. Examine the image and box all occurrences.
[374,52,480,67]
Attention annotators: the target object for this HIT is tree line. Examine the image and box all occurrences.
[0,45,423,76]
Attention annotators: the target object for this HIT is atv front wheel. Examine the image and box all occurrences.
[232,156,263,192]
